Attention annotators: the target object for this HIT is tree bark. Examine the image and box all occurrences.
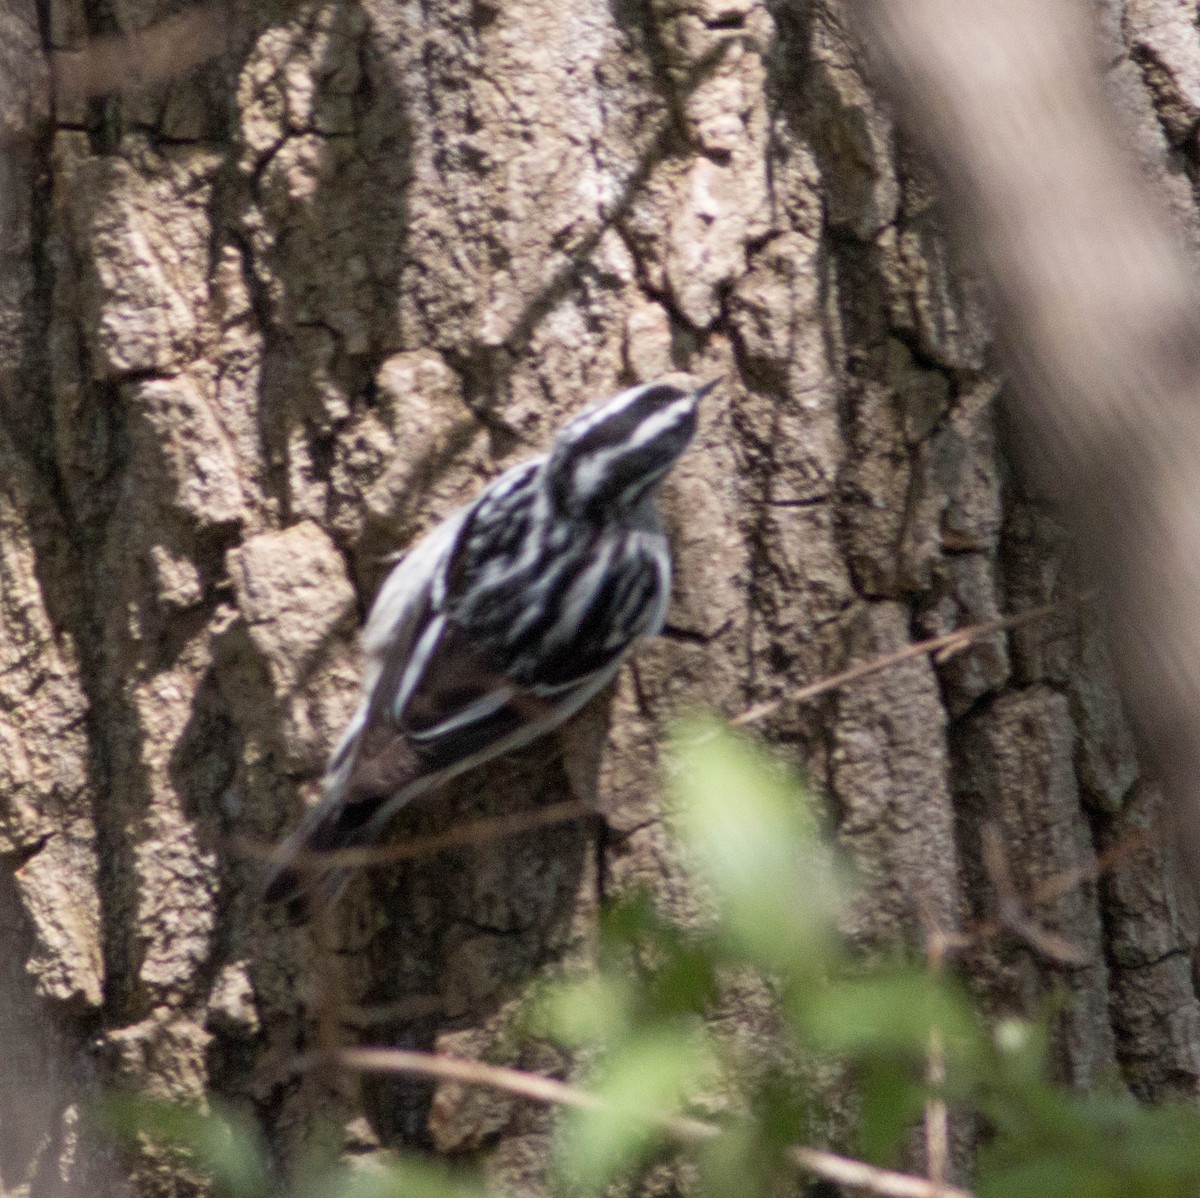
[2,0,1198,1193]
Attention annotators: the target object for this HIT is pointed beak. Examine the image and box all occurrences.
[693,377,721,402]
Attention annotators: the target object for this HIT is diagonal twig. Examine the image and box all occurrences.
[231,601,1083,877]
[228,797,592,871]
[732,598,1084,728]
[931,825,1149,961]
[978,823,1092,967]
[337,1046,972,1198]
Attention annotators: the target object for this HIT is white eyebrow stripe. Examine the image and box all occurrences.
[570,395,694,499]
[563,384,659,439]
[572,450,615,502]
[627,396,694,446]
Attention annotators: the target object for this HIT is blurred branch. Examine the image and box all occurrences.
[338,1047,972,1198]
[934,826,1149,959]
[233,602,1076,878]
[230,797,591,870]
[52,3,229,105]
[923,930,950,1189]
[733,598,1083,727]
[845,0,1200,883]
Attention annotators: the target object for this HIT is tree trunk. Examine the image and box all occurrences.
[3,0,1198,1192]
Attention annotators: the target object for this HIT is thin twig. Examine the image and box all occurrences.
[234,601,1082,874]
[732,598,1082,728]
[978,823,1091,967]
[337,1047,972,1198]
[1027,827,1150,908]
[229,798,591,871]
[915,820,1151,1181]
[789,1145,969,1198]
[924,930,950,1189]
[53,3,228,102]
[935,826,1150,963]
[309,871,354,1098]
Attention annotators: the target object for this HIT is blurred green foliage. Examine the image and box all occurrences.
[100,718,1200,1197]
[97,1094,486,1198]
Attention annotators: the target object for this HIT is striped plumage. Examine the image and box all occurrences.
[264,378,713,908]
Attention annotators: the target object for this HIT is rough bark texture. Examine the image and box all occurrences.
[3,0,1200,1193]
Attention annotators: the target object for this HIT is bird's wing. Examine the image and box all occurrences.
[263,509,668,907]
[261,600,615,908]
[385,525,670,779]
[300,498,668,831]
[359,509,470,691]
[262,513,470,903]
[324,507,471,813]
[327,612,593,846]
[506,526,671,691]
[396,615,605,771]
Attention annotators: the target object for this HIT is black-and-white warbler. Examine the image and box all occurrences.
[264,377,715,906]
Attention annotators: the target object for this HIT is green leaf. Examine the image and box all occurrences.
[978,1152,1124,1198]
[96,1094,271,1198]
[598,889,664,947]
[857,1057,924,1165]
[1119,1104,1200,1188]
[667,718,841,980]
[534,972,634,1047]
[316,1158,486,1198]
[803,968,982,1063]
[597,896,719,1022]
[555,1027,711,1193]
[695,1118,772,1198]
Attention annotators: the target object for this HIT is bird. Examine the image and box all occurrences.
[263,377,715,908]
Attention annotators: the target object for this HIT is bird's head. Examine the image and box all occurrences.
[545,379,716,518]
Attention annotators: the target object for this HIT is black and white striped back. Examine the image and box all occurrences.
[446,464,669,690]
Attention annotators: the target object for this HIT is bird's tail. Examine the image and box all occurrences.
[262,691,433,916]
[260,794,381,917]
[261,707,378,916]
